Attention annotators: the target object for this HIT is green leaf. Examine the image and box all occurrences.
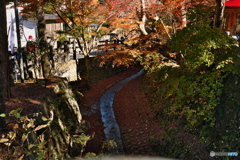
[0,113,6,117]
[28,144,35,150]
[14,113,21,118]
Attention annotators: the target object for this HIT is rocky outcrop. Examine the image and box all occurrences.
[52,60,78,81]
[28,77,88,159]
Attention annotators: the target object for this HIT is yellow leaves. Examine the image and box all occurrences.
[89,0,99,5]
[111,17,138,30]
[21,134,28,143]
[34,123,50,132]
[0,138,9,143]
[101,25,110,32]
[0,131,17,146]
[216,59,235,70]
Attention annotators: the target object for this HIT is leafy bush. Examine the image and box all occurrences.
[143,4,239,158]
[154,68,227,131]
[164,4,237,130]
[149,129,200,160]
[144,3,238,131]
[171,5,237,72]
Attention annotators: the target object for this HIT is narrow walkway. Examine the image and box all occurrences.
[113,72,164,156]
[99,69,144,154]
[81,66,143,154]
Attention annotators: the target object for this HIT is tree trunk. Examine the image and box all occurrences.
[139,0,148,36]
[214,0,226,28]
[14,0,25,83]
[0,0,9,129]
[36,2,51,82]
[84,55,91,80]
[76,38,92,80]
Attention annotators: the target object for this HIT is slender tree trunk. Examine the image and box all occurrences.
[139,0,148,36]
[14,0,25,83]
[214,0,226,28]
[36,2,51,84]
[0,0,9,129]
[76,38,92,80]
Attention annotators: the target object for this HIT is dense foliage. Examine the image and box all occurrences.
[141,5,239,159]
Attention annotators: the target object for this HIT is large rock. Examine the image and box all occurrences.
[53,60,78,81]
[30,77,84,159]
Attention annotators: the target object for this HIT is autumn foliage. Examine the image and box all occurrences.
[5,0,239,159]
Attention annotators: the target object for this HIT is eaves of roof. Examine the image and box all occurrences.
[225,0,240,7]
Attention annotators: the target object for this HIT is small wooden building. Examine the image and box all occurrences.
[45,14,64,40]
[224,0,240,35]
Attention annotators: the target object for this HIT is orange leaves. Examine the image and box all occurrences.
[89,0,99,5]
[105,0,135,12]
[54,0,110,31]
[110,16,138,32]
[97,48,137,68]
[190,0,216,6]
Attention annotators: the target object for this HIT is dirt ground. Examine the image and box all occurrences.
[81,65,166,157]
[81,66,145,155]
[81,65,209,159]
[3,65,210,159]
[4,66,154,159]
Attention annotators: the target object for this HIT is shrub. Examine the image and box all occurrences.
[143,4,239,158]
